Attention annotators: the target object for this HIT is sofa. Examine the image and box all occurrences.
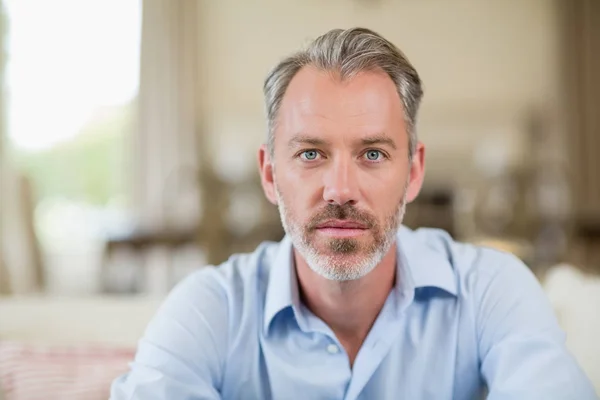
[0,295,162,400]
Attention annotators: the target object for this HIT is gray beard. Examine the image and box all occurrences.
[275,184,408,281]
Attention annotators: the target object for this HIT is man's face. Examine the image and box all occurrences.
[259,66,425,281]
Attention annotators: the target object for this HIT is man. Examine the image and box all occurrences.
[111,28,596,399]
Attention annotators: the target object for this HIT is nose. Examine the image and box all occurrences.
[322,156,359,206]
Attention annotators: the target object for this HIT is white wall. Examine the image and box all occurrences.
[196,0,562,185]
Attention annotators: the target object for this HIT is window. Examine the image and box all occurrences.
[4,0,141,293]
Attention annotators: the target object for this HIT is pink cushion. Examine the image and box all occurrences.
[0,341,135,400]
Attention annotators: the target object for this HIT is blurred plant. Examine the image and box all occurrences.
[10,100,135,207]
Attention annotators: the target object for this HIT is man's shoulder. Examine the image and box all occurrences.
[151,239,281,340]
[199,239,278,275]
[175,239,281,304]
[400,226,533,293]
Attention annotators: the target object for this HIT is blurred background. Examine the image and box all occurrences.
[0,0,598,398]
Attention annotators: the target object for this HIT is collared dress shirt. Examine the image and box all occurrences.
[111,226,597,399]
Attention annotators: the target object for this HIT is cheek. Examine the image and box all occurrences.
[277,164,324,201]
[281,190,312,215]
[357,169,407,204]
[275,175,306,210]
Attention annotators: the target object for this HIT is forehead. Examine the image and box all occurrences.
[275,66,407,145]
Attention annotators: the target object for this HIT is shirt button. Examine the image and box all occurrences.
[327,344,339,354]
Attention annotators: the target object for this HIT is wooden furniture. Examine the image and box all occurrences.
[403,188,455,237]
[100,169,284,293]
[571,219,600,274]
[100,217,284,294]
[101,227,199,293]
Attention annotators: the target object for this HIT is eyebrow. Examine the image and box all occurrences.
[359,134,397,150]
[287,135,330,149]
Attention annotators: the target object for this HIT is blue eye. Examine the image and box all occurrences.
[365,150,382,161]
[301,150,319,161]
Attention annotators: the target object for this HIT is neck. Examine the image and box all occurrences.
[295,243,397,363]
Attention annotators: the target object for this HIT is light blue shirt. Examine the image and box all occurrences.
[111,227,596,400]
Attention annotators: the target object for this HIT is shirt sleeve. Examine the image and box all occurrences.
[476,252,598,399]
[110,269,228,400]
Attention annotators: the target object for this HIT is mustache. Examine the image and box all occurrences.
[306,204,376,231]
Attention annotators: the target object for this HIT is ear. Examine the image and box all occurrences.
[405,141,426,203]
[258,144,278,205]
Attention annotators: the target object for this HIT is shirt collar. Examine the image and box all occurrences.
[397,225,458,296]
[263,235,299,334]
[263,226,457,334]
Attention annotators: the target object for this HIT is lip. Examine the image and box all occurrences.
[314,220,369,237]
[315,219,368,229]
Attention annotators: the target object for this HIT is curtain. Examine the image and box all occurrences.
[0,2,8,294]
[560,0,600,270]
[134,0,201,230]
[0,167,44,294]
[0,3,44,294]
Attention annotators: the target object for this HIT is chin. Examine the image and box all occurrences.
[316,236,371,249]
[314,248,376,265]
[307,254,380,281]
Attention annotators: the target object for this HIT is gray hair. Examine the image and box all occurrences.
[263,27,423,159]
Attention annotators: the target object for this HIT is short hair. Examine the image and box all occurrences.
[263,27,423,159]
